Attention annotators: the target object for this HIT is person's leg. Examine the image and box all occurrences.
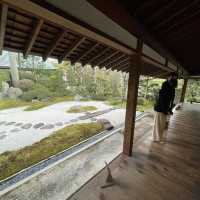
[159,113,167,143]
[152,112,160,142]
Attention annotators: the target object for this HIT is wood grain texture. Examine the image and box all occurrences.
[69,103,200,200]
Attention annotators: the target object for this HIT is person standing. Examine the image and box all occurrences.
[152,72,178,143]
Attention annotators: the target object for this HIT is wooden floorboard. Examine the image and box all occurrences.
[69,103,200,200]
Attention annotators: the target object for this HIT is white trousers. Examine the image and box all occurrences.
[152,112,167,141]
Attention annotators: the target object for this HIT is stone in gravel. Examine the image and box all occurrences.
[97,119,114,131]
[5,122,16,126]
[41,124,54,129]
[15,122,23,126]
[21,123,32,129]
[70,119,78,122]
[0,135,7,140]
[0,121,6,125]
[10,128,20,132]
[55,122,63,126]
[33,123,45,129]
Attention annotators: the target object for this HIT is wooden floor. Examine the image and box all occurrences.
[69,104,200,200]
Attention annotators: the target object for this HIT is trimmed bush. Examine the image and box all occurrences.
[15,79,34,91]
[21,84,52,101]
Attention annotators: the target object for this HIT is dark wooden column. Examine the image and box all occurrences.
[180,78,188,103]
[123,40,142,156]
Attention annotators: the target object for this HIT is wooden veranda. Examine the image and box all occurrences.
[69,103,200,200]
[0,0,200,199]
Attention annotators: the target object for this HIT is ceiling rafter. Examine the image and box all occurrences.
[99,51,122,68]
[59,37,85,63]
[166,18,200,41]
[0,4,8,54]
[43,29,66,61]
[152,0,200,30]
[24,18,43,58]
[119,63,130,72]
[95,50,119,67]
[134,0,157,16]
[145,0,176,24]
[160,9,200,35]
[86,47,109,65]
[74,42,99,63]
[115,60,130,71]
[104,54,126,68]
[111,57,130,70]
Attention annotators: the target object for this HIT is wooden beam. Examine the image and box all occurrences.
[86,47,109,65]
[123,39,143,156]
[95,50,119,66]
[75,43,98,63]
[0,4,8,55]
[87,0,183,71]
[24,19,43,58]
[153,0,200,30]
[180,79,188,103]
[43,29,65,61]
[1,0,133,55]
[59,37,85,63]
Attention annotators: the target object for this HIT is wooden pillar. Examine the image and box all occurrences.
[123,40,142,156]
[180,78,188,103]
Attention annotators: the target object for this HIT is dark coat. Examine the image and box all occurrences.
[154,81,175,114]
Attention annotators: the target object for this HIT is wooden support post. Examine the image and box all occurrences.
[123,39,142,156]
[0,4,8,55]
[180,78,188,103]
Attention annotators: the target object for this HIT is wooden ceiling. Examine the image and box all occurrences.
[89,0,200,76]
[0,0,180,76]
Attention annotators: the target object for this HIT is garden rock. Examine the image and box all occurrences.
[15,79,34,91]
[0,121,6,125]
[21,123,32,129]
[41,124,54,129]
[15,122,23,126]
[97,119,114,131]
[55,122,63,126]
[33,123,45,129]
[10,128,20,132]
[5,122,16,126]
[0,135,6,140]
[7,87,23,99]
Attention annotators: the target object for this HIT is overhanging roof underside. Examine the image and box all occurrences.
[117,0,200,76]
[0,0,180,76]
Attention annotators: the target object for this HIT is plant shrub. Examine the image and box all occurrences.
[20,84,52,101]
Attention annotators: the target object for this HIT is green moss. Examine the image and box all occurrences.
[0,99,30,110]
[0,122,104,181]
[106,98,126,108]
[24,102,50,111]
[24,96,74,111]
[67,106,97,113]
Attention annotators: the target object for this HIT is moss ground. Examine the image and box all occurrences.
[0,122,104,181]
